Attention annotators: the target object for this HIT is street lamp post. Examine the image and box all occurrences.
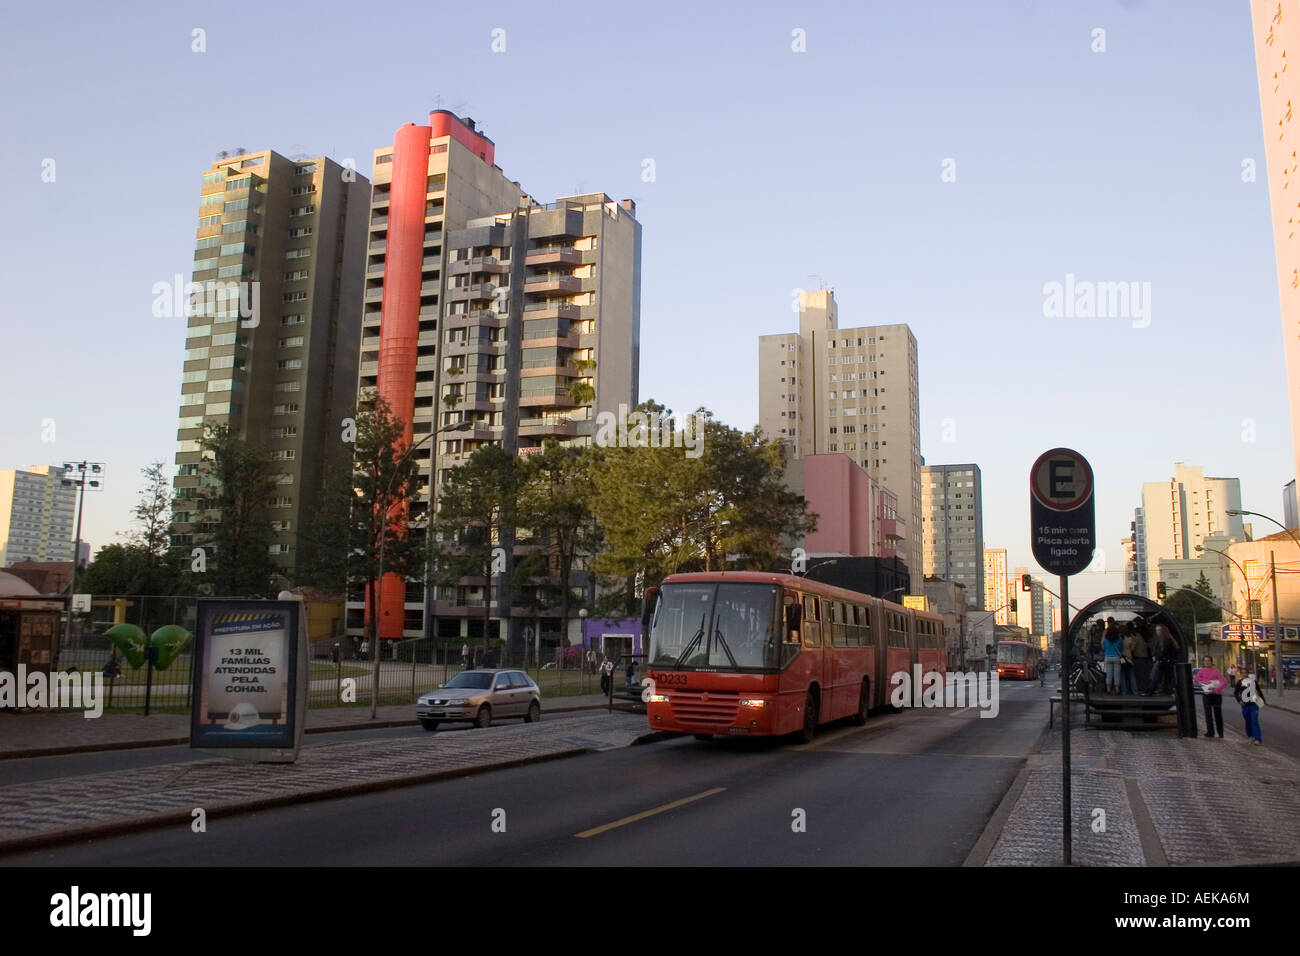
[1227,510,1295,695]
[1196,544,1255,677]
[371,419,471,719]
[60,462,104,652]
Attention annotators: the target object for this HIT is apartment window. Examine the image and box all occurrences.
[203,171,226,185]
[285,270,309,281]
[271,450,296,461]
[207,379,233,392]
[180,393,205,406]
[271,426,298,438]
[182,370,207,383]
[291,185,317,196]
[216,265,247,278]
[276,474,294,485]
[287,227,313,238]
[198,215,221,227]
[283,292,307,302]
[272,403,299,415]
[222,221,247,234]
[276,359,303,370]
[430,144,448,155]
[280,336,304,348]
[291,205,315,217]
[225,175,252,191]
[375,154,393,164]
[285,248,311,259]
[281,314,305,326]
[196,237,222,250]
[275,381,301,392]
[296,163,317,175]
[200,193,223,208]
[185,347,210,361]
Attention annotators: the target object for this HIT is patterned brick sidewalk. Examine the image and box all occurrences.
[0,711,648,853]
[984,711,1300,866]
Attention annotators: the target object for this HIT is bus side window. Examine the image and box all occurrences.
[802,595,821,647]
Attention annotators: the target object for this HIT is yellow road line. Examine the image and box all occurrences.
[575,787,727,838]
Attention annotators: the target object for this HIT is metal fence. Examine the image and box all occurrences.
[54,595,605,712]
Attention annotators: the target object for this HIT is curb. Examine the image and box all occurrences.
[0,746,591,857]
[0,702,620,762]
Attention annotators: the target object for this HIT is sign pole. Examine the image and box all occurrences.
[1059,573,1071,866]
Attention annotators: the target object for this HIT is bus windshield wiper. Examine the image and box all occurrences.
[713,626,738,668]
[676,614,706,667]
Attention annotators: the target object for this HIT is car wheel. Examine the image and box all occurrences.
[525,700,540,723]
[420,719,439,731]
[852,679,870,726]
[475,705,492,729]
[798,689,818,744]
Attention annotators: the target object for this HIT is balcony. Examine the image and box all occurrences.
[525,247,583,267]
[445,283,496,303]
[519,387,578,407]
[522,302,580,320]
[368,240,387,253]
[518,418,584,437]
[524,275,582,295]
[448,256,509,276]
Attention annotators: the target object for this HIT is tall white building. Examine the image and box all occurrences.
[921,463,983,607]
[1130,463,1244,598]
[983,547,1009,623]
[0,466,77,567]
[759,290,923,589]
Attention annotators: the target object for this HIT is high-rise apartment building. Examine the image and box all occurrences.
[1008,566,1034,633]
[1251,0,1300,512]
[921,463,983,607]
[1128,463,1244,598]
[983,547,1009,623]
[0,467,76,567]
[354,112,641,641]
[758,290,923,589]
[171,149,369,581]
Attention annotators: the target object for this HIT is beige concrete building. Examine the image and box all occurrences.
[0,467,77,567]
[921,463,983,608]
[1251,0,1300,505]
[1130,463,1245,599]
[1008,565,1034,633]
[983,547,1009,623]
[352,112,641,643]
[171,150,369,582]
[758,289,923,589]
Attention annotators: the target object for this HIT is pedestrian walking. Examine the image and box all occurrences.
[600,656,614,696]
[1194,656,1227,739]
[625,659,636,689]
[585,648,596,676]
[462,642,470,669]
[1234,671,1266,745]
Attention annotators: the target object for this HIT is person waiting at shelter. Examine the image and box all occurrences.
[1101,618,1124,695]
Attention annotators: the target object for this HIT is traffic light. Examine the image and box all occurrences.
[1021,573,1032,592]
[1156,581,1167,600]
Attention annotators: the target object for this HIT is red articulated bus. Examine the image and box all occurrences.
[995,640,1041,680]
[641,571,947,743]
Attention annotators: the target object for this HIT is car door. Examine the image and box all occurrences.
[492,672,516,715]
[511,671,535,714]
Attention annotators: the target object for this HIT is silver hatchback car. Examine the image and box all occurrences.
[417,669,542,730]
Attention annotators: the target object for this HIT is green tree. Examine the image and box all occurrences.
[190,423,280,597]
[79,543,181,596]
[432,443,519,659]
[588,402,815,617]
[295,456,354,593]
[130,460,174,560]
[350,393,427,648]
[514,441,603,656]
[1162,571,1222,645]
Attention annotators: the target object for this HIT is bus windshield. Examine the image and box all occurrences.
[997,643,1026,663]
[649,582,780,670]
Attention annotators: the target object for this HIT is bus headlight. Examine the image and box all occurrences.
[649,694,670,704]
[740,698,769,708]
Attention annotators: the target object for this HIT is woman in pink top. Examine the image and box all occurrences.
[1194,656,1227,739]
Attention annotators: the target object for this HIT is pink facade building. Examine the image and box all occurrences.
[796,454,904,559]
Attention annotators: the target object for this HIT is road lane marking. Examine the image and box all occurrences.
[575,787,726,838]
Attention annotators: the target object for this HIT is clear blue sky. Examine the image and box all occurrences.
[0,0,1290,610]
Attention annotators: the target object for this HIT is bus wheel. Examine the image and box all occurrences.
[799,690,818,744]
[852,680,870,726]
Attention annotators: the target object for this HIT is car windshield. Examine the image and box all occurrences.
[997,643,1026,663]
[442,672,494,690]
[648,582,779,670]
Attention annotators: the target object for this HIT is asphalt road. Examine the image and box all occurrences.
[7,680,1054,866]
